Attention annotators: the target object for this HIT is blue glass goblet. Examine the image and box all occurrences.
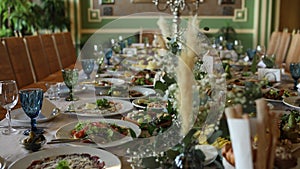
[19,88,44,135]
[105,48,113,65]
[81,59,95,79]
[290,62,300,90]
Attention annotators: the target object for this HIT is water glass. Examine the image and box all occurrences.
[290,63,300,90]
[45,82,60,100]
[19,88,44,135]
[0,80,18,135]
[62,69,79,101]
[81,59,95,79]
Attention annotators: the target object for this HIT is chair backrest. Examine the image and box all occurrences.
[267,31,282,62]
[0,41,16,81]
[285,33,300,71]
[276,31,291,66]
[52,32,76,68]
[24,35,51,81]
[62,32,77,64]
[40,34,62,73]
[3,37,35,88]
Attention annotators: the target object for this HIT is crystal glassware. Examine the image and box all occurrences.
[19,88,44,135]
[290,62,300,90]
[0,80,18,135]
[81,59,95,79]
[62,69,79,101]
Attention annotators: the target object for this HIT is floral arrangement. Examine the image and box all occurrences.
[126,16,227,168]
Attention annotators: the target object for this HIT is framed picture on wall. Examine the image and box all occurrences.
[218,0,235,5]
[101,0,115,4]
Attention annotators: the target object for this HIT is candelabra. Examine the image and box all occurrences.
[153,0,203,38]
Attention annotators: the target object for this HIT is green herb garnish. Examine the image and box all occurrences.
[56,160,70,169]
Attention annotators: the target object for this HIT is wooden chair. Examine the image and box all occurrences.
[276,31,291,67]
[52,32,76,68]
[285,33,300,72]
[266,31,282,63]
[40,34,62,73]
[138,29,166,48]
[24,35,51,81]
[62,32,77,64]
[0,41,16,81]
[3,37,35,88]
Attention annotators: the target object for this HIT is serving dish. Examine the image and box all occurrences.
[8,146,121,169]
[69,98,133,117]
[55,119,141,148]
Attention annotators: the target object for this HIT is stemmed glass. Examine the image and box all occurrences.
[93,44,105,73]
[19,88,44,135]
[289,63,300,90]
[81,59,95,79]
[62,69,79,101]
[256,45,266,59]
[105,48,113,65]
[0,80,18,135]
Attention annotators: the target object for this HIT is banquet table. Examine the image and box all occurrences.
[2,57,300,169]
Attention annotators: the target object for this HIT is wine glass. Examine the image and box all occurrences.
[0,80,18,135]
[62,69,79,101]
[19,88,44,135]
[256,45,266,59]
[289,63,300,90]
[93,44,105,73]
[81,59,95,79]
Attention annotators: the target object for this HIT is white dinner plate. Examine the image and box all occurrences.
[265,98,283,103]
[132,98,166,110]
[283,96,300,109]
[82,78,125,88]
[8,146,121,169]
[10,99,60,123]
[0,156,6,169]
[108,86,156,100]
[69,98,133,117]
[56,119,141,148]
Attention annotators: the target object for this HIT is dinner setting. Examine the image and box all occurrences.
[1,0,300,169]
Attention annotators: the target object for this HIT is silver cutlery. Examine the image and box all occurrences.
[47,138,86,144]
[0,125,48,129]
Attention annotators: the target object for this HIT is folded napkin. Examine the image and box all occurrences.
[225,99,280,169]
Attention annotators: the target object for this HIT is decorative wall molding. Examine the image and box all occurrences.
[233,0,247,22]
[88,0,102,22]
[233,8,247,22]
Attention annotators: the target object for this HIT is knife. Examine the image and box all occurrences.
[0,125,48,129]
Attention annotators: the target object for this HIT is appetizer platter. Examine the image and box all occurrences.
[55,119,141,148]
[132,98,167,110]
[80,78,125,88]
[122,110,172,137]
[107,86,156,100]
[131,70,156,87]
[8,146,121,169]
[68,98,133,117]
[263,88,297,102]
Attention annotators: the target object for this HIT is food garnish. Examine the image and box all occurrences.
[71,121,136,144]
